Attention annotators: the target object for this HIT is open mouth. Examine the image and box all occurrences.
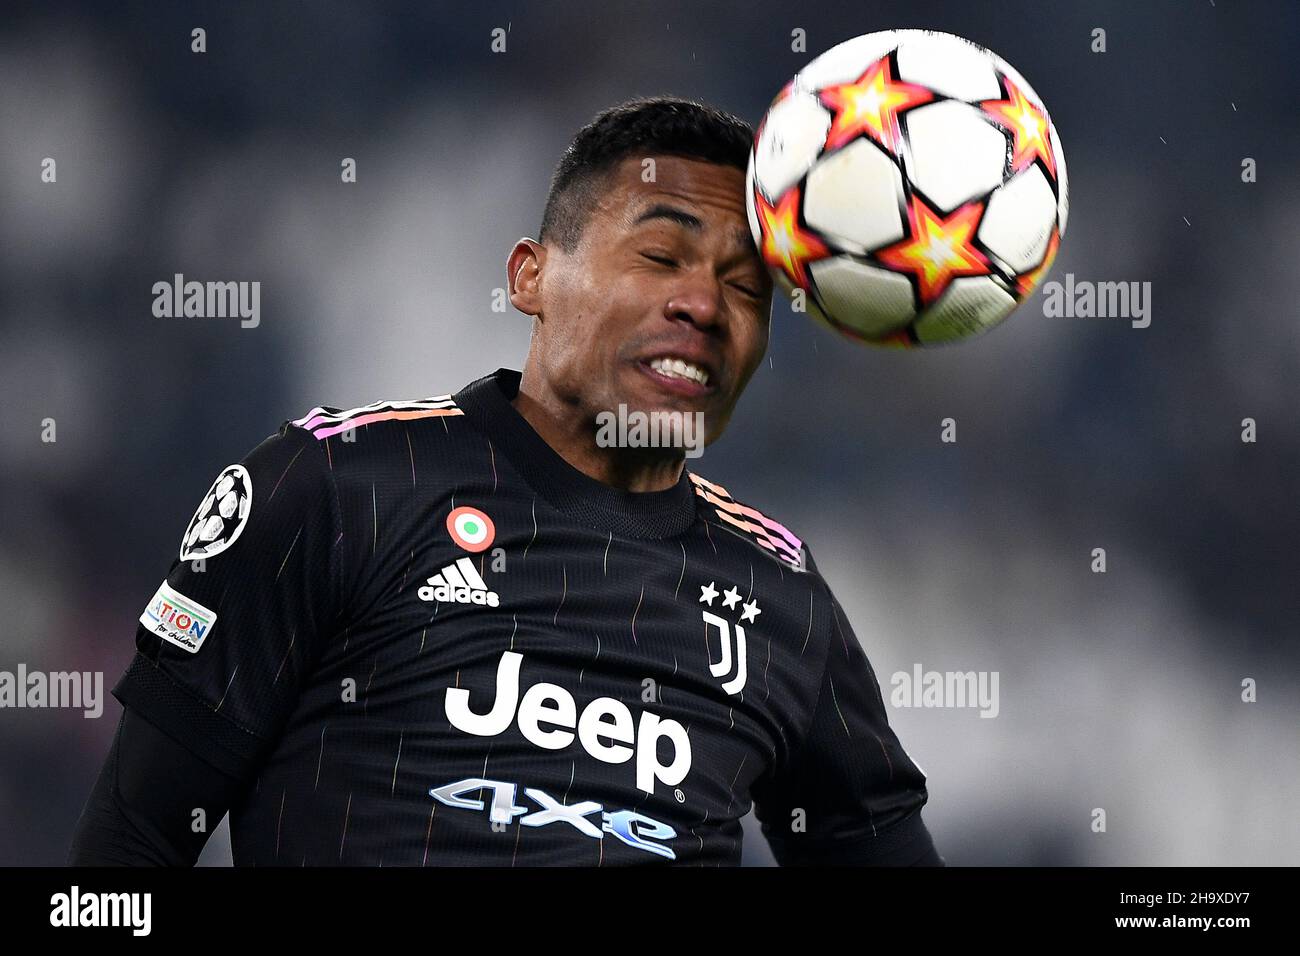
[637,356,716,398]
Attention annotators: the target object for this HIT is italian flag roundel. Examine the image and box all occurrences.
[446,506,495,552]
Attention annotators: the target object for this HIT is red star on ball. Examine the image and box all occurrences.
[980,73,1058,178]
[752,183,833,290]
[817,55,935,156]
[874,194,993,305]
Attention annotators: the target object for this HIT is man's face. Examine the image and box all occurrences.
[517,154,774,446]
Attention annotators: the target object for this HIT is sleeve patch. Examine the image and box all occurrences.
[138,581,217,654]
[179,463,253,560]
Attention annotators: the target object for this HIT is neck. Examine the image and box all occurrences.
[512,376,685,493]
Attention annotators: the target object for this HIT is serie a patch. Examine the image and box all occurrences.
[138,581,217,653]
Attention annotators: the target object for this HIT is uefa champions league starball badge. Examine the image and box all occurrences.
[179,464,253,560]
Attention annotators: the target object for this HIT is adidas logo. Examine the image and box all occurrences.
[418,557,500,607]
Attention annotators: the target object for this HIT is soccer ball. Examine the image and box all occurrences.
[747,29,1068,347]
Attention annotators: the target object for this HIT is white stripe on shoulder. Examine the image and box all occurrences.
[293,395,458,427]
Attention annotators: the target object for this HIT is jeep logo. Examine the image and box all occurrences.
[445,651,691,794]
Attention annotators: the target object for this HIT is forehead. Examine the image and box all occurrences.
[599,155,752,249]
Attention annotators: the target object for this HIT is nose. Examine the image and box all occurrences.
[663,270,723,331]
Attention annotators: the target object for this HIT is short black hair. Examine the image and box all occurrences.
[538,96,755,253]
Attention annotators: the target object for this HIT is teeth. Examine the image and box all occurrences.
[649,357,710,387]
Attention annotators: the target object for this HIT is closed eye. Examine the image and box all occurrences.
[643,252,762,298]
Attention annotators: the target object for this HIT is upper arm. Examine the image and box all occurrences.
[110,422,343,780]
[752,548,941,865]
[68,706,249,866]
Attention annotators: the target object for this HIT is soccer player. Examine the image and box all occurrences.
[69,97,942,866]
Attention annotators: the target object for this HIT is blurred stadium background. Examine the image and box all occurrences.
[1,0,1297,865]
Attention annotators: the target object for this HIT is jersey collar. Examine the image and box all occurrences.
[453,368,697,539]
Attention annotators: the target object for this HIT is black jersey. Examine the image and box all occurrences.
[113,367,937,866]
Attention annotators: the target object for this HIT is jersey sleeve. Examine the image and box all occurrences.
[110,421,343,779]
[751,546,941,865]
[68,706,247,866]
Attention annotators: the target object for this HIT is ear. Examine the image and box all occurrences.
[507,239,546,318]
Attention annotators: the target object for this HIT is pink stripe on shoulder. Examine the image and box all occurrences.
[308,407,463,439]
[688,473,804,563]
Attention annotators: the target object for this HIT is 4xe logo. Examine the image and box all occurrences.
[445,651,691,794]
[429,778,677,860]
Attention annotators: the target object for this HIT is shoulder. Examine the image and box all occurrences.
[687,471,810,572]
[287,394,465,441]
[273,393,476,503]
